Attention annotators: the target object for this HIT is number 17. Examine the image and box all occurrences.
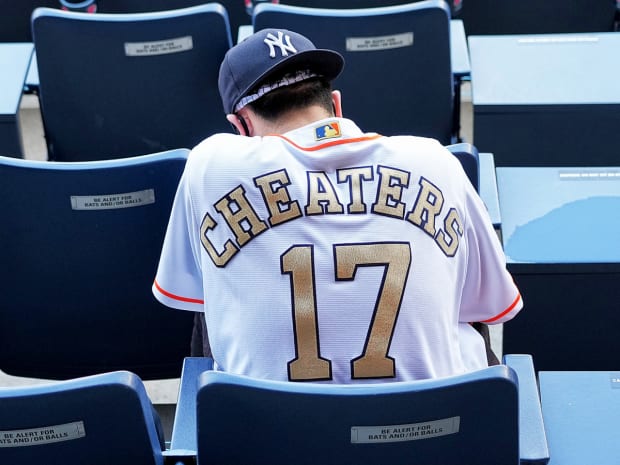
[281,242,411,381]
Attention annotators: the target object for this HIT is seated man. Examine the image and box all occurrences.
[153,29,522,382]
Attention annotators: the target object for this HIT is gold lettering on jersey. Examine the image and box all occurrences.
[200,213,239,267]
[254,169,302,226]
[337,166,373,213]
[336,243,410,379]
[305,171,345,215]
[214,186,268,247]
[282,245,333,381]
[406,177,444,237]
[436,208,463,257]
[201,165,466,267]
[372,165,410,219]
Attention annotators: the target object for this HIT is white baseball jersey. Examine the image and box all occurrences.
[153,117,522,383]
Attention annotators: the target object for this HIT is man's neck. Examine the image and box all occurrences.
[256,106,334,136]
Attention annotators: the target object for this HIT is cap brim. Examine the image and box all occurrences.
[236,49,344,110]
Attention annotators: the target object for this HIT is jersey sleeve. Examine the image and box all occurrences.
[459,183,523,325]
[152,168,205,312]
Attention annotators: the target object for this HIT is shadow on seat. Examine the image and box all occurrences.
[455,0,619,35]
[253,0,458,144]
[446,142,480,192]
[170,355,549,464]
[31,4,233,161]
[96,0,252,36]
[0,371,168,465]
[0,149,194,381]
[0,0,60,42]
[277,0,462,17]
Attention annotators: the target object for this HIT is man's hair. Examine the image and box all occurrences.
[247,77,334,121]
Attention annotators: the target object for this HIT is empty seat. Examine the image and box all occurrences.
[0,149,195,380]
[32,4,233,161]
[0,371,167,465]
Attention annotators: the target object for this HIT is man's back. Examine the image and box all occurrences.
[154,117,521,382]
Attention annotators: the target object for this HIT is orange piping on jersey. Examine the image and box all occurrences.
[481,293,522,323]
[272,133,383,152]
[153,279,204,305]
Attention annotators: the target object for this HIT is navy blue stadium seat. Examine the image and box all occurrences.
[0,0,59,42]
[455,0,618,35]
[446,142,479,192]
[253,0,457,144]
[497,165,620,372]
[0,371,168,465]
[0,149,195,381]
[539,370,620,465]
[170,355,549,464]
[31,4,233,161]
[97,0,220,11]
[96,0,251,41]
[277,0,462,16]
[278,0,463,15]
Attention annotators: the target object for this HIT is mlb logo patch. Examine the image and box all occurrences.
[315,122,342,141]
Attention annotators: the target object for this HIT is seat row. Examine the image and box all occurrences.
[2,0,618,43]
[4,0,620,162]
[2,1,462,162]
[1,144,618,465]
[0,354,551,465]
[0,142,482,381]
[2,0,620,389]
[4,352,620,465]
[0,143,508,465]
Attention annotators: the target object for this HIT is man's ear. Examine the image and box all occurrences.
[226,114,251,136]
[331,90,343,118]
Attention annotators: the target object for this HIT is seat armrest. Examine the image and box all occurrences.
[170,357,214,452]
[449,19,470,143]
[0,43,34,157]
[25,52,40,93]
[503,354,550,465]
[478,152,501,230]
[163,448,197,465]
[445,142,480,192]
[450,19,470,79]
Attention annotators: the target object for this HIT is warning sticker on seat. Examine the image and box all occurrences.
[70,188,155,210]
[0,421,86,448]
[125,36,193,56]
[351,416,460,443]
[346,32,414,52]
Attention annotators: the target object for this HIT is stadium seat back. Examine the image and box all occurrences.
[0,371,165,465]
[446,142,480,192]
[0,0,59,42]
[0,149,194,380]
[32,4,233,161]
[277,0,462,16]
[457,0,618,35]
[194,364,520,464]
[253,0,456,144]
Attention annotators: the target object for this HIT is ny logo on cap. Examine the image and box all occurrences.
[264,31,297,58]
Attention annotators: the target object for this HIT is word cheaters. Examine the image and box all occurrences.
[70,188,155,211]
[351,416,460,444]
[0,421,85,448]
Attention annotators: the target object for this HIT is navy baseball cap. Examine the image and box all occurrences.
[218,28,344,114]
